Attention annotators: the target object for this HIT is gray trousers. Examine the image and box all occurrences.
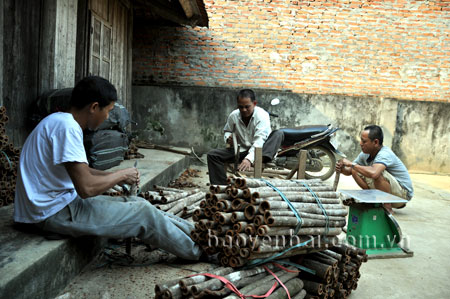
[37,195,202,260]
[207,130,284,185]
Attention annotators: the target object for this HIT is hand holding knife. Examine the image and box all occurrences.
[130,161,139,196]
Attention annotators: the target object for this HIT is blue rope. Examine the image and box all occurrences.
[260,178,302,234]
[0,150,13,169]
[301,181,330,236]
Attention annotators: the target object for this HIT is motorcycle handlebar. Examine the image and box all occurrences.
[268,112,279,118]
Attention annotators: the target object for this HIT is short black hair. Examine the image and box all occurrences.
[70,76,117,109]
[364,125,384,145]
[237,89,256,102]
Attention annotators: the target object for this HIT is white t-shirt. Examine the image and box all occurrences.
[223,106,271,163]
[14,112,89,223]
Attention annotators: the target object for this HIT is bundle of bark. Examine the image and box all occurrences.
[168,168,201,189]
[102,183,205,219]
[154,243,367,299]
[124,142,145,159]
[191,177,347,267]
[0,106,20,207]
[138,185,205,219]
[103,185,126,197]
[155,263,307,299]
[294,244,368,299]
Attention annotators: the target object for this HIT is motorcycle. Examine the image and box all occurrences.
[267,98,346,181]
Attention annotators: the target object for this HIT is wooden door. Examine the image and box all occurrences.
[89,13,112,80]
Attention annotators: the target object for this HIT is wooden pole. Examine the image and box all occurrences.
[254,147,263,178]
[297,149,308,179]
[333,159,343,191]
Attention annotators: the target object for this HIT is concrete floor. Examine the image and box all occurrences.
[55,165,450,299]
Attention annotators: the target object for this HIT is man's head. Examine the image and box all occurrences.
[70,76,117,130]
[71,76,117,109]
[360,125,383,154]
[237,89,256,120]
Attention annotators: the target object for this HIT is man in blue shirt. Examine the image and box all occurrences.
[336,125,413,213]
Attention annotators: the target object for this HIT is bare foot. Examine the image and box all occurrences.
[395,203,407,209]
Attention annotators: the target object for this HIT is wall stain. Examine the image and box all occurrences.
[133,86,450,173]
[145,117,165,136]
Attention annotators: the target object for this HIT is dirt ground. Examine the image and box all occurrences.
[55,164,450,299]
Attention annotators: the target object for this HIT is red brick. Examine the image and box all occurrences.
[132,1,449,102]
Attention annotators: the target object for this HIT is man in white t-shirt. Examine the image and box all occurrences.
[14,76,202,260]
[207,89,283,185]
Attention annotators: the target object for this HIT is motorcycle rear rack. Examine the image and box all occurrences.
[278,135,329,156]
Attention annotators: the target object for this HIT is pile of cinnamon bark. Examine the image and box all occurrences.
[140,186,205,218]
[191,177,347,267]
[0,106,20,207]
[155,243,367,299]
[103,185,205,219]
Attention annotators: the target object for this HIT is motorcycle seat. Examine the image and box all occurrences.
[280,125,329,146]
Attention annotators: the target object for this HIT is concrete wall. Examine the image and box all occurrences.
[133,85,450,173]
[394,100,450,172]
[133,0,450,102]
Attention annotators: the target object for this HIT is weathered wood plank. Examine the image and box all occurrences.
[110,0,131,106]
[85,0,131,108]
[39,0,77,92]
[254,147,262,178]
[54,0,77,88]
[75,0,90,83]
[39,0,57,92]
[126,2,133,114]
[297,149,307,179]
[91,0,109,22]
[3,0,41,145]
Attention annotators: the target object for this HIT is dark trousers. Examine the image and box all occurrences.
[207,130,284,185]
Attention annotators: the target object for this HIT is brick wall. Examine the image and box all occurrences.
[133,0,450,102]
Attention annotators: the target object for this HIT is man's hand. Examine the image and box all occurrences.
[336,158,353,176]
[238,159,252,172]
[119,167,140,186]
[65,162,140,199]
[341,158,353,168]
[226,136,233,146]
[335,159,343,173]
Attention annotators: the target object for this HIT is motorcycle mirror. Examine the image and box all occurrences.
[271,98,280,106]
